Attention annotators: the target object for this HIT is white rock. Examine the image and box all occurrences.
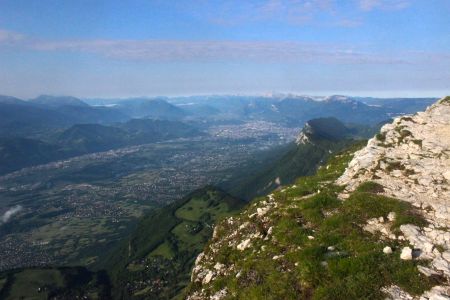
[383,246,393,254]
[336,98,450,227]
[443,171,450,181]
[421,286,450,300]
[237,239,251,251]
[257,207,270,217]
[423,242,435,254]
[239,222,249,230]
[203,271,214,284]
[417,265,440,277]
[387,212,397,222]
[381,285,414,300]
[307,235,315,240]
[327,246,336,251]
[442,251,450,262]
[400,247,413,260]
[210,288,228,300]
[431,256,450,276]
[214,263,225,271]
[194,252,205,265]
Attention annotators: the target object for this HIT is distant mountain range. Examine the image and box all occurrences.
[0,94,437,138]
[166,94,437,125]
[0,95,128,137]
[84,94,437,127]
[0,93,437,176]
[56,119,203,154]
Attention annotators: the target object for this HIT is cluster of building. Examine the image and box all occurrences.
[0,129,297,270]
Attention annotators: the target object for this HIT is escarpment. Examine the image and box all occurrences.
[186,97,450,300]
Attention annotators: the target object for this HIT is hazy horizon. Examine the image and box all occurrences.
[2,90,447,101]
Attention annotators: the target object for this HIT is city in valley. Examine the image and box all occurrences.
[0,121,298,271]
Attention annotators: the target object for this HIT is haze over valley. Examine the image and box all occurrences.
[0,1,449,299]
[0,94,434,271]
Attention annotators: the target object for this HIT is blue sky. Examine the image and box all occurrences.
[0,0,449,98]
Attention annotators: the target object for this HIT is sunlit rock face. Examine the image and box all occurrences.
[337,97,450,300]
[337,97,450,227]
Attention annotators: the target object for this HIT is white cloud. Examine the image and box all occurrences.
[0,29,24,45]
[358,0,411,11]
[202,0,411,25]
[203,0,340,26]
[25,38,410,65]
[1,205,23,224]
[0,28,447,67]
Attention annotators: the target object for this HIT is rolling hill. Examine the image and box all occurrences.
[102,186,245,299]
[0,95,128,137]
[0,138,65,175]
[0,119,204,175]
[114,98,187,120]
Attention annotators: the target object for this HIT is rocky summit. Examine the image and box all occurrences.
[337,96,450,226]
[185,97,450,300]
[337,96,450,299]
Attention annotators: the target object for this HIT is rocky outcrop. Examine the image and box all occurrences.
[186,97,450,300]
[337,96,450,300]
[337,97,450,227]
[295,123,312,145]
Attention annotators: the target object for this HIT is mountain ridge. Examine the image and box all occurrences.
[227,117,365,200]
[185,96,450,300]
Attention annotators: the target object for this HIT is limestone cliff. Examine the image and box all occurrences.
[337,96,450,299]
[338,97,450,225]
[186,97,450,300]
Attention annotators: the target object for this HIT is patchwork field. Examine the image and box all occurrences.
[105,186,245,299]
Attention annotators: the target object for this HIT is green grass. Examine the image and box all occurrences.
[5,269,64,300]
[175,194,232,221]
[439,96,450,104]
[355,181,385,193]
[133,286,152,296]
[149,240,175,259]
[187,142,434,299]
[104,186,245,300]
[172,221,208,250]
[376,132,386,142]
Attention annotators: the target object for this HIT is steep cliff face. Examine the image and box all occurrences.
[186,97,450,300]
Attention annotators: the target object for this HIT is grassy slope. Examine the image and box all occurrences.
[229,137,355,201]
[186,142,440,299]
[226,117,376,201]
[104,186,244,299]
